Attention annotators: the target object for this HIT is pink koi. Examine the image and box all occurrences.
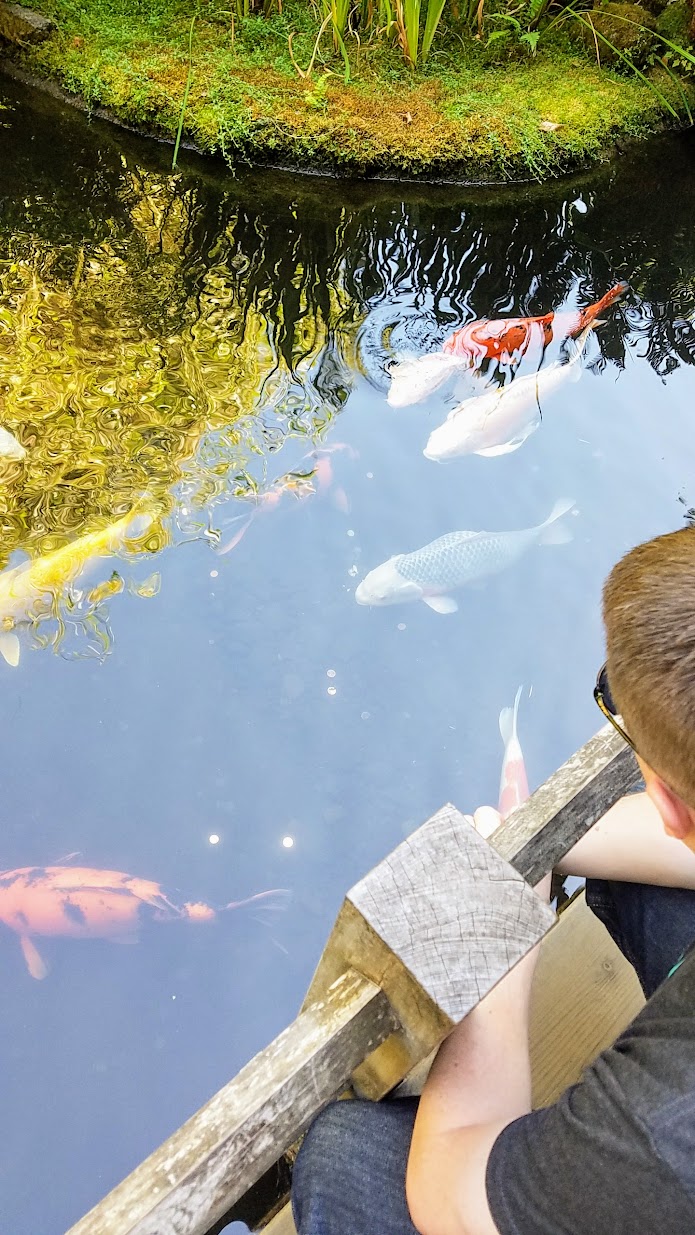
[498,687,529,818]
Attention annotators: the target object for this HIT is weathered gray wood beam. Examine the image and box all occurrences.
[303,804,556,1098]
[66,970,397,1235]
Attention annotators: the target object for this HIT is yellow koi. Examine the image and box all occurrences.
[0,504,154,667]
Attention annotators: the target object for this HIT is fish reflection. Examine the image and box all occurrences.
[387,283,626,408]
[0,865,289,979]
[0,505,154,667]
[498,687,529,817]
[355,499,574,614]
[424,322,597,462]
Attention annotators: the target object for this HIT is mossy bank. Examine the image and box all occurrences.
[2,0,694,180]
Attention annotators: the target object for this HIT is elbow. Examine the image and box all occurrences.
[406,1160,467,1235]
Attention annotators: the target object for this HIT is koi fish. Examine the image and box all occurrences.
[0,505,154,667]
[424,322,597,462]
[443,282,627,365]
[0,865,288,978]
[387,283,626,407]
[498,686,529,817]
[355,498,574,613]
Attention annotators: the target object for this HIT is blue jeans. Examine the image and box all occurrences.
[291,879,695,1235]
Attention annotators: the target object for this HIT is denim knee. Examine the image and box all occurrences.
[292,1098,419,1235]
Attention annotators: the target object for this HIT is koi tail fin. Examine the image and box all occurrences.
[576,281,629,332]
[564,319,604,373]
[21,935,49,980]
[539,499,576,546]
[499,686,523,749]
[590,280,629,318]
[216,513,255,556]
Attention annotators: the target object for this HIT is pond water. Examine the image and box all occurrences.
[1,76,695,1234]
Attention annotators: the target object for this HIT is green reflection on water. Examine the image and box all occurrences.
[0,163,361,659]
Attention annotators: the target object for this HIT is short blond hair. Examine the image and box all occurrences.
[603,526,695,806]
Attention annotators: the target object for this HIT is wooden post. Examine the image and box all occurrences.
[303,804,556,1098]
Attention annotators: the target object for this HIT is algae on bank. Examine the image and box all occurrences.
[1,0,694,180]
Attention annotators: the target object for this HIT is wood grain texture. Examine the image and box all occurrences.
[304,805,556,1097]
[530,891,644,1106]
[66,971,397,1235]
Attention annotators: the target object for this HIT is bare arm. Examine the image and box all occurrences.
[406,949,537,1235]
[556,791,695,887]
[406,842,552,1235]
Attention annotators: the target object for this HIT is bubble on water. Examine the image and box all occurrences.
[327,686,337,696]
[366,472,374,479]
[282,835,295,849]
[210,570,218,578]
[326,669,336,678]
[361,711,370,720]
[348,565,358,577]
[397,623,406,631]
[347,529,355,538]
[208,833,220,845]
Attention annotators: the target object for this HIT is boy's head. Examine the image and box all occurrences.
[603,526,695,848]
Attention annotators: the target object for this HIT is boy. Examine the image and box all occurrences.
[292,526,695,1235]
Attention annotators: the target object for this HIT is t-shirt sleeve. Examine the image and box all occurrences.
[485,960,695,1235]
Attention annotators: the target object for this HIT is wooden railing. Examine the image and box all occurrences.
[67,724,639,1235]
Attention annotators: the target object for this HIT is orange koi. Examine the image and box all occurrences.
[443,282,627,367]
[498,687,529,818]
[0,865,286,978]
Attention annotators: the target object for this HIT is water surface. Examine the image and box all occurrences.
[1,78,695,1234]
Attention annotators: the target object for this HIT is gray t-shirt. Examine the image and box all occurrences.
[486,946,695,1233]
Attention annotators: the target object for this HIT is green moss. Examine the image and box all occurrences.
[657,0,692,42]
[578,2,657,67]
[7,0,694,179]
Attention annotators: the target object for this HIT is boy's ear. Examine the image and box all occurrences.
[641,760,695,842]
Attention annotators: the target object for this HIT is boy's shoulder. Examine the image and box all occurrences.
[486,948,695,1235]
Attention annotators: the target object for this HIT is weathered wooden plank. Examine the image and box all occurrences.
[303,805,556,1098]
[495,724,640,885]
[530,891,644,1106]
[67,970,397,1235]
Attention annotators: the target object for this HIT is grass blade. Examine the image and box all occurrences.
[421,0,447,60]
[172,14,196,171]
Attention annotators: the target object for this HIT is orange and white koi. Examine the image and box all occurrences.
[498,686,529,818]
[443,282,627,367]
[388,282,627,408]
[0,864,287,978]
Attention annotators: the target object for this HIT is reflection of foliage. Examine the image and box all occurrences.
[1,86,695,581]
[0,162,357,569]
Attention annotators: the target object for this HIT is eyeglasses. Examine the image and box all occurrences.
[594,662,637,753]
